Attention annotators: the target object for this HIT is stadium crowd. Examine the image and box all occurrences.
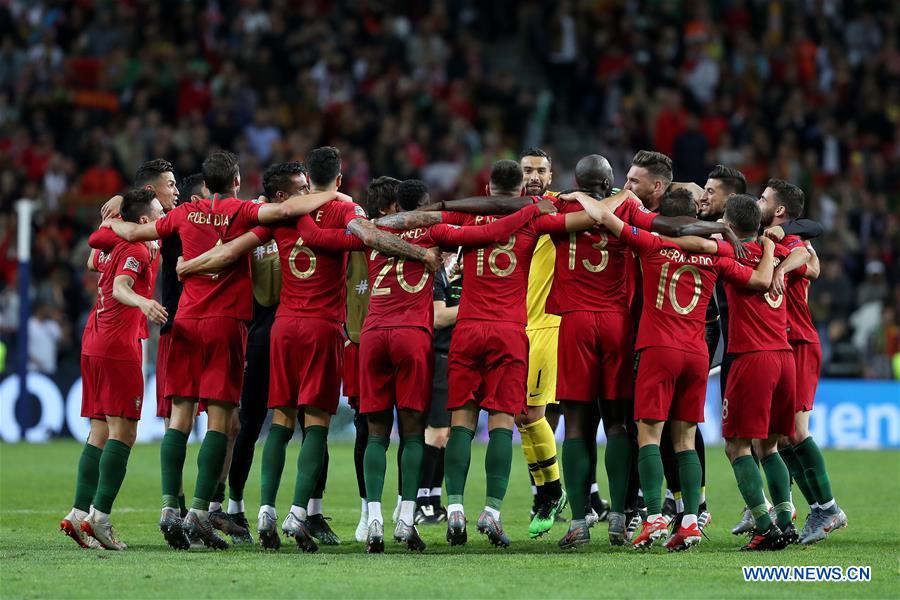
[0,0,897,379]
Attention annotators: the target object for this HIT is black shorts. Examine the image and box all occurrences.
[427,352,451,428]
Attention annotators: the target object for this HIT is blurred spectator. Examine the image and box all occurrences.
[0,0,896,378]
[27,302,63,374]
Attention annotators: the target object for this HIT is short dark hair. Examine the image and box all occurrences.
[766,178,805,219]
[134,159,174,187]
[120,188,157,223]
[180,173,204,199]
[724,194,762,235]
[263,161,306,199]
[520,147,551,164]
[490,160,524,195]
[365,176,401,218]
[632,150,673,185]
[307,146,342,187]
[397,179,429,212]
[658,188,696,218]
[201,151,240,194]
[708,164,747,194]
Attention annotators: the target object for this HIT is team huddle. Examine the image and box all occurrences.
[59,144,846,554]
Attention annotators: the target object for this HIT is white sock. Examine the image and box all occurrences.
[360,498,368,514]
[638,489,644,498]
[764,497,773,510]
[307,498,323,516]
[699,489,706,504]
[395,495,402,509]
[259,505,276,519]
[483,506,500,519]
[400,500,416,524]
[448,503,464,516]
[190,507,208,520]
[665,489,674,500]
[93,508,110,523]
[676,498,685,513]
[71,507,88,520]
[590,482,599,494]
[289,505,307,521]
[417,488,430,499]
[208,501,222,512]
[531,485,538,496]
[430,487,441,499]
[820,499,835,510]
[367,502,383,526]
[811,502,819,510]
[682,513,698,528]
[227,499,244,514]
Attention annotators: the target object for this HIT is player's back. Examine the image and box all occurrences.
[444,213,541,326]
[82,239,155,360]
[720,241,792,354]
[272,199,367,322]
[781,235,818,344]
[364,225,435,333]
[155,195,262,320]
[621,227,751,352]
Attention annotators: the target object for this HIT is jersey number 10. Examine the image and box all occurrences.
[655,263,702,315]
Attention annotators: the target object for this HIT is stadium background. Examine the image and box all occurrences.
[0,0,897,449]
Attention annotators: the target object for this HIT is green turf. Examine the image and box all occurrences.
[0,441,897,599]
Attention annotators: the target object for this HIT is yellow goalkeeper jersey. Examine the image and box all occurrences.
[526,190,561,331]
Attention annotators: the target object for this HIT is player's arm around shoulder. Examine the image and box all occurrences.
[176,229,265,280]
[743,236,776,291]
[347,217,442,272]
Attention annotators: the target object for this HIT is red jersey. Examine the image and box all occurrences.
[782,234,819,343]
[82,239,156,361]
[444,206,568,326]
[547,197,657,315]
[718,240,793,353]
[154,196,262,320]
[261,200,368,322]
[365,204,544,334]
[620,226,754,352]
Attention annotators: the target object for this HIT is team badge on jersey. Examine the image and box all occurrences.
[124,256,141,273]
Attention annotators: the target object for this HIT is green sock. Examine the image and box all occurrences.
[732,455,772,530]
[363,435,390,502]
[400,435,425,501]
[229,486,243,503]
[191,431,228,511]
[637,444,663,515]
[779,446,816,506]
[73,443,103,512]
[793,437,834,505]
[93,440,131,515]
[605,433,631,513]
[445,426,474,506]
[160,429,188,509]
[212,481,226,504]
[562,438,590,519]
[676,450,701,516]
[484,428,513,510]
[292,425,328,508]
[761,452,793,529]
[260,424,294,507]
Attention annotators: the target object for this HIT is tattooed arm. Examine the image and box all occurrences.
[372,211,444,230]
[347,218,441,272]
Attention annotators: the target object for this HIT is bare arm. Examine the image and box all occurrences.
[347,218,442,272]
[373,211,444,230]
[112,275,168,325]
[651,216,745,260]
[101,195,123,220]
[804,242,820,280]
[104,219,161,242]
[87,250,99,272]
[176,231,263,278]
[256,191,351,223]
[420,196,534,215]
[659,235,719,254]
[770,246,811,295]
[434,300,458,330]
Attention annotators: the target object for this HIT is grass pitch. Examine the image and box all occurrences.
[1,441,897,599]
